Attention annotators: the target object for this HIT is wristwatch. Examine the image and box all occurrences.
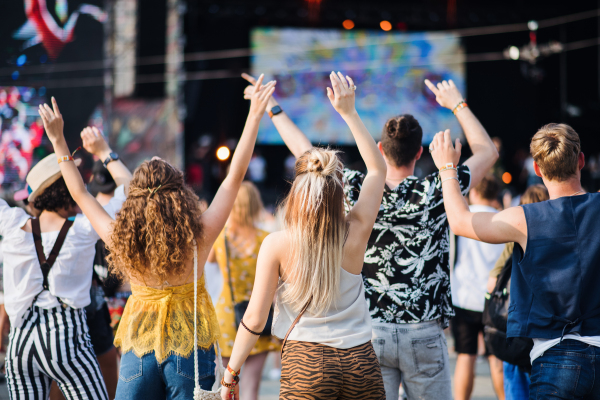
[103,152,119,168]
[268,105,283,119]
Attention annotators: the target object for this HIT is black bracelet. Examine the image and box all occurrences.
[240,319,261,336]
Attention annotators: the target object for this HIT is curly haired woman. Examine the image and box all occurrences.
[222,72,387,400]
[38,76,276,400]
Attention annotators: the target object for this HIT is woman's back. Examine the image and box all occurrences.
[274,267,372,348]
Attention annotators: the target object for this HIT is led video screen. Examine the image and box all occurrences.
[0,86,47,189]
[251,28,465,145]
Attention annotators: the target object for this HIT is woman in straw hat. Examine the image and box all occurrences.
[0,116,132,400]
[39,77,275,400]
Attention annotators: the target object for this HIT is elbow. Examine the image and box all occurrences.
[488,146,499,164]
[241,311,267,333]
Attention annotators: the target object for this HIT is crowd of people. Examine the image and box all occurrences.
[0,69,597,400]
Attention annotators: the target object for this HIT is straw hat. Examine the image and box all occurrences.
[26,153,81,203]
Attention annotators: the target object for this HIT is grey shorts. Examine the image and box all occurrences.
[371,319,452,400]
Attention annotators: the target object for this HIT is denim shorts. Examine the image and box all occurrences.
[115,347,216,400]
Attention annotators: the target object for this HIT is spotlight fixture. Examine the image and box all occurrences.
[216,146,231,161]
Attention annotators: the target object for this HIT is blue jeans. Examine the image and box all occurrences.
[529,340,600,400]
[504,362,530,400]
[371,319,452,400]
[115,348,216,400]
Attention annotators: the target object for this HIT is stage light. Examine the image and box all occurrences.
[380,20,392,31]
[502,172,512,184]
[528,20,538,31]
[343,19,355,30]
[17,55,27,67]
[509,46,520,60]
[216,146,231,161]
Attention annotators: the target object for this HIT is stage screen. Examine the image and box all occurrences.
[251,28,465,145]
[0,86,47,190]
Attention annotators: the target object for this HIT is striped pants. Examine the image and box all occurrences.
[5,306,109,400]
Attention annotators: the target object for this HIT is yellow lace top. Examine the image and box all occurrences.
[113,276,220,363]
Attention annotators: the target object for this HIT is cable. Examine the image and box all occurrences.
[3,34,599,89]
[1,7,599,78]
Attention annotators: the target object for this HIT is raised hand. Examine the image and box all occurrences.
[81,126,112,159]
[247,74,276,119]
[38,97,65,144]
[327,71,356,117]
[424,79,464,110]
[429,129,462,170]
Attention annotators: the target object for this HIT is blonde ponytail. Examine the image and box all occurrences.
[281,148,347,316]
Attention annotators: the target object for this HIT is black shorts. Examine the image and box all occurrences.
[451,307,484,355]
[86,302,114,356]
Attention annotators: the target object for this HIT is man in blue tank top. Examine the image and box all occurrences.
[430,123,600,399]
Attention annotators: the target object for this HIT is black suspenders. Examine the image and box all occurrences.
[31,218,74,296]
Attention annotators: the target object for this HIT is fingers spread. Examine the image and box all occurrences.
[253,74,265,94]
[448,79,456,88]
[442,80,450,89]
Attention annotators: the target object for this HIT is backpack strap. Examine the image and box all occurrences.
[31,218,74,291]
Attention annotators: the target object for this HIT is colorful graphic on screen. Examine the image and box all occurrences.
[13,0,106,60]
[251,28,465,145]
[0,86,47,189]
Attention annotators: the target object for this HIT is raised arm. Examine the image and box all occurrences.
[425,79,498,188]
[242,73,311,158]
[220,232,282,400]
[38,98,130,245]
[81,126,132,192]
[328,72,386,263]
[429,130,527,249]
[201,76,276,245]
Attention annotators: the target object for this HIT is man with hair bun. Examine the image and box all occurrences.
[242,73,498,400]
[430,123,600,399]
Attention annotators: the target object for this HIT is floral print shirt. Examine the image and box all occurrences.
[344,166,471,328]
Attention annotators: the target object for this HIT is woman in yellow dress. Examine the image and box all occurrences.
[208,182,280,400]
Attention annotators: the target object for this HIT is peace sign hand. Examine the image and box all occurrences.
[38,97,65,144]
[327,71,356,117]
[424,79,464,110]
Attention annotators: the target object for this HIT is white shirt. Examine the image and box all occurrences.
[273,268,372,349]
[531,335,600,363]
[451,205,505,312]
[0,185,126,327]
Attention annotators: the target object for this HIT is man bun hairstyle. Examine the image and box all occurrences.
[381,114,423,167]
[530,123,581,182]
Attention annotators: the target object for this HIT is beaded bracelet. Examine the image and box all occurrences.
[442,176,459,184]
[221,375,240,388]
[452,101,468,115]
[57,155,74,164]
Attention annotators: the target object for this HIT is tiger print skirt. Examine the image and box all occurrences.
[279,340,385,399]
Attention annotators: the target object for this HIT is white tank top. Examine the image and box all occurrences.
[272,268,373,349]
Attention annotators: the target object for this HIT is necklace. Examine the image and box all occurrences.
[570,190,585,196]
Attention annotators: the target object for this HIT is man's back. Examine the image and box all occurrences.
[344,166,471,327]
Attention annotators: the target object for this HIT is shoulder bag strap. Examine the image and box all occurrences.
[280,300,311,357]
[223,229,236,305]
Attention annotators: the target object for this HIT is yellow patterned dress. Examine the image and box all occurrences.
[213,229,281,358]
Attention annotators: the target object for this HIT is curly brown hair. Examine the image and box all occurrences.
[107,159,203,283]
[33,177,77,212]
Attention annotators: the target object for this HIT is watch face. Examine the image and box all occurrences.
[109,152,119,161]
[271,105,282,115]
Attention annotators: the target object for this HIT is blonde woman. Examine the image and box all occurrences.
[208,182,280,400]
[221,72,387,400]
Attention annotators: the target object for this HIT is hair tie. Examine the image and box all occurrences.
[147,184,162,196]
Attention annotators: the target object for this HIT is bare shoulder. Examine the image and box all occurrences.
[260,230,288,255]
[494,206,526,228]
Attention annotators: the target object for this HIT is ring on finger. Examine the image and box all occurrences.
[351,85,357,91]
[429,146,434,153]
